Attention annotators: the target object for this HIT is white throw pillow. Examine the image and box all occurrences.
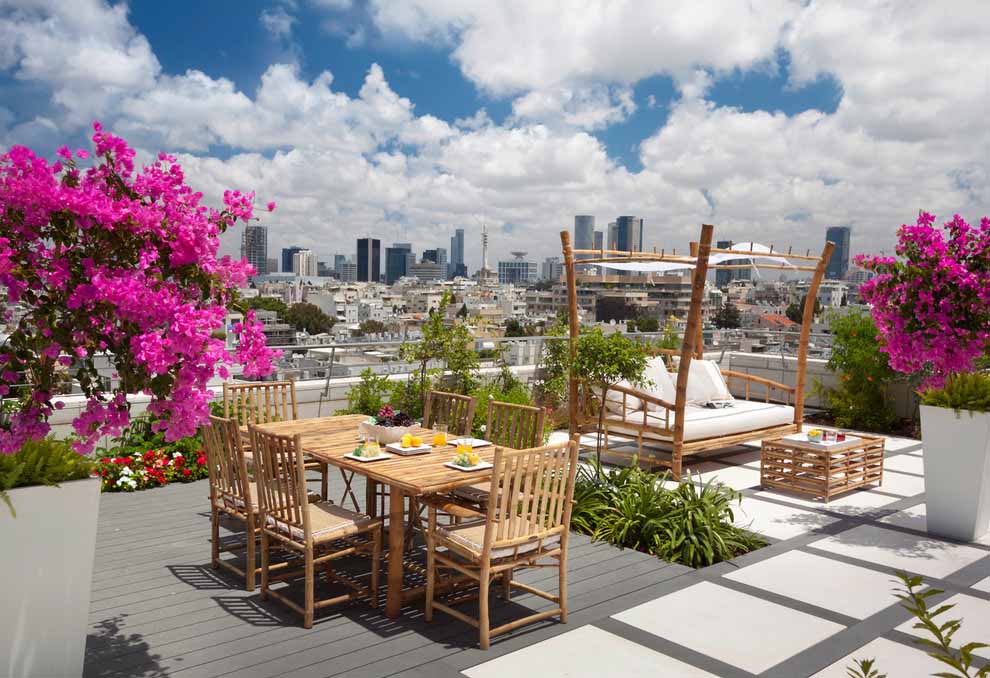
[641,357,677,410]
[685,360,733,405]
[603,380,642,413]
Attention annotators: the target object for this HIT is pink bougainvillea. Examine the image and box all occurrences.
[857,212,990,388]
[0,122,281,454]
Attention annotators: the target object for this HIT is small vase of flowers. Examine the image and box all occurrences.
[358,405,417,444]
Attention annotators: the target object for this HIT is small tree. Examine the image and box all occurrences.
[534,319,570,409]
[285,302,334,334]
[243,296,288,316]
[504,318,527,337]
[353,319,387,337]
[573,328,649,470]
[632,315,659,333]
[456,302,468,319]
[713,300,741,329]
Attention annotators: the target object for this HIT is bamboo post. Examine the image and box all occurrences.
[560,231,580,439]
[671,224,714,479]
[793,241,835,424]
[690,241,703,359]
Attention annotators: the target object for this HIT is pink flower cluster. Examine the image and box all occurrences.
[857,212,990,388]
[0,122,281,454]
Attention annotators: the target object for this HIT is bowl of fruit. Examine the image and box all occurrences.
[358,405,417,444]
[807,428,824,443]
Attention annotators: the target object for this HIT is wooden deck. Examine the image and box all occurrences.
[84,471,691,678]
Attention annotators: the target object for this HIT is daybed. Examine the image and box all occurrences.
[560,224,835,479]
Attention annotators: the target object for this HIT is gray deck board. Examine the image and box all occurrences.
[85,477,689,678]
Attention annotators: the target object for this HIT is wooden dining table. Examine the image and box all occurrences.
[252,414,502,618]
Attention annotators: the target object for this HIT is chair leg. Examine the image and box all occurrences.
[260,529,270,601]
[210,506,220,570]
[320,463,328,500]
[479,563,491,650]
[502,569,512,600]
[304,544,314,629]
[370,527,381,608]
[559,553,568,624]
[245,516,256,592]
[424,509,436,622]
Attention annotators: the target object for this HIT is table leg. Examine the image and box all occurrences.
[366,480,378,518]
[386,484,405,619]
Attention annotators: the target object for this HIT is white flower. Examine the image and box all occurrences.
[479,424,487,433]
[119,467,133,476]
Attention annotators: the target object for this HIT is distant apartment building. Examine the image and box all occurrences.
[422,247,448,271]
[714,240,753,288]
[357,238,381,282]
[408,260,445,282]
[825,226,851,280]
[541,256,563,281]
[338,261,358,282]
[240,224,268,278]
[292,249,317,277]
[266,258,278,276]
[317,260,334,277]
[498,258,538,285]
[281,246,303,274]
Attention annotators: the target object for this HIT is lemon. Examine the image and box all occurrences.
[401,434,413,448]
[411,435,422,447]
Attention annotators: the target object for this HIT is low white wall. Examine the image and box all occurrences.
[46,365,539,442]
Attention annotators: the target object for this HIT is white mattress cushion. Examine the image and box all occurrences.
[606,400,794,442]
[641,356,677,409]
[685,360,733,405]
[603,380,642,413]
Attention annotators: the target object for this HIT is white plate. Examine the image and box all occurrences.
[449,437,492,448]
[344,451,392,462]
[385,442,432,454]
[444,461,494,472]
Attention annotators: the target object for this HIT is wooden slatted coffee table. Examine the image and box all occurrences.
[761,432,885,502]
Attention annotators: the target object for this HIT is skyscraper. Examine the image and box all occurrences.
[385,243,412,284]
[422,247,448,270]
[450,228,465,277]
[356,238,381,282]
[281,246,303,274]
[292,249,317,277]
[333,254,347,275]
[615,216,643,252]
[574,215,595,265]
[241,224,268,278]
[594,230,604,251]
[714,240,752,288]
[541,256,563,281]
[825,226,851,280]
[607,221,618,249]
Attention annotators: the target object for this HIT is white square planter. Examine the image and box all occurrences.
[920,405,990,541]
[0,476,101,678]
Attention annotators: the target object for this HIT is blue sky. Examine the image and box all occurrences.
[1,1,987,267]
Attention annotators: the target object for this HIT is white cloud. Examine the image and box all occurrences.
[260,6,296,40]
[510,85,636,131]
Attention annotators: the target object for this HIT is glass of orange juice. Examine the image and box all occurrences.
[432,423,448,447]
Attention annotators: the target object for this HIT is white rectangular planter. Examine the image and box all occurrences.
[920,404,990,541]
[0,477,101,678]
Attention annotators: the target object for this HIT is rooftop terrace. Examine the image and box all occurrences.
[85,429,990,678]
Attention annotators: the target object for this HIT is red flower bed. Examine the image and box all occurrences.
[94,447,208,492]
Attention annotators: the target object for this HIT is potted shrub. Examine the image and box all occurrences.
[0,125,279,676]
[572,327,649,471]
[858,212,990,541]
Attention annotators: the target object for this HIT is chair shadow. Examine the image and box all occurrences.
[83,615,167,678]
[167,563,242,590]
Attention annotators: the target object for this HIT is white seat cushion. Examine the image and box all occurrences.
[438,519,562,559]
[606,400,794,442]
[685,360,733,405]
[603,379,642,413]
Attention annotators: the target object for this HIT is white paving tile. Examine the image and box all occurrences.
[880,504,990,544]
[896,592,990,659]
[876,470,926,498]
[812,637,945,677]
[882,454,925,475]
[719,449,762,469]
[755,485,899,516]
[462,625,718,678]
[810,524,989,579]
[725,550,901,619]
[734,496,838,541]
[612,581,844,674]
[973,576,990,592]
[690,463,762,491]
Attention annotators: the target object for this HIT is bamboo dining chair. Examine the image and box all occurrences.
[424,439,579,649]
[202,415,261,590]
[423,390,477,438]
[452,399,546,510]
[250,425,383,629]
[223,378,329,499]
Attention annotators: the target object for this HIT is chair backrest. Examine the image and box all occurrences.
[223,379,298,427]
[482,440,579,556]
[202,415,254,513]
[249,426,310,542]
[423,390,476,436]
[486,399,545,449]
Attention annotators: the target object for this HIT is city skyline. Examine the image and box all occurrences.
[5,3,986,270]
